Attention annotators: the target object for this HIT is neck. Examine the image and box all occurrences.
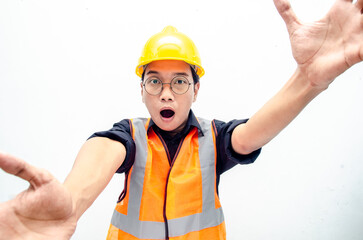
[158,120,188,138]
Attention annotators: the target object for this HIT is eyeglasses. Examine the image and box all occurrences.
[143,76,192,95]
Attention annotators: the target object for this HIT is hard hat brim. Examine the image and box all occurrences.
[136,58,205,78]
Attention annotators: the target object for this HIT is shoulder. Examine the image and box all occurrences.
[89,118,134,141]
[212,119,249,135]
[111,118,149,133]
[111,119,132,132]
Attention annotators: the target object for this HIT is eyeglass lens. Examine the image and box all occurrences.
[144,76,190,95]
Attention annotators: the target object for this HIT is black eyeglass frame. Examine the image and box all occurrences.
[142,76,193,95]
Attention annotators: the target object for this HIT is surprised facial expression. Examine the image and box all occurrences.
[141,60,200,133]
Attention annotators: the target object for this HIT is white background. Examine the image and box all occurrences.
[1,0,363,239]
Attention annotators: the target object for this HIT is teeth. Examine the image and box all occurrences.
[160,110,175,118]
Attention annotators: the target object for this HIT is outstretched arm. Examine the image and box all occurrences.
[232,0,363,154]
[0,137,125,240]
[64,137,126,220]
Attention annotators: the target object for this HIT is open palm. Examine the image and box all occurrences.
[274,0,363,87]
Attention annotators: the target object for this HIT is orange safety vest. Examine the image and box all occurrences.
[106,118,226,240]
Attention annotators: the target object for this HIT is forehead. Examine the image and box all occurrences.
[144,60,192,76]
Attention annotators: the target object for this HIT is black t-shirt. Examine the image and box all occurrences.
[89,110,261,189]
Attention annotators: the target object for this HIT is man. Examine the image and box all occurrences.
[0,0,362,239]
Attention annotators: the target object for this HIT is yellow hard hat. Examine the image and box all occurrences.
[136,26,205,78]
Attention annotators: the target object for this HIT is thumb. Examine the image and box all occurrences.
[0,151,51,188]
[273,0,300,34]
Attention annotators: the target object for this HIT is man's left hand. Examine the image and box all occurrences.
[274,0,363,89]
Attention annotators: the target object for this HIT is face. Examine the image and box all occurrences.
[141,60,200,133]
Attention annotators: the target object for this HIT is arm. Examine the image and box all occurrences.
[0,137,125,239]
[232,0,363,154]
[232,69,322,154]
[64,137,126,220]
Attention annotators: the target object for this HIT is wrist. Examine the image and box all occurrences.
[296,65,333,92]
[292,67,329,97]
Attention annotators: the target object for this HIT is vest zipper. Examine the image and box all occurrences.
[154,130,186,240]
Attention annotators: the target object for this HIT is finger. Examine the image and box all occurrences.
[273,0,300,34]
[356,0,363,10]
[0,151,50,188]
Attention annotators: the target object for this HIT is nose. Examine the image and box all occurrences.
[159,83,174,102]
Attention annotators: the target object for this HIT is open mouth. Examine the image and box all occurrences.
[160,109,175,119]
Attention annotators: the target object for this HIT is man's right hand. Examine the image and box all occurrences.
[0,137,126,240]
[0,152,77,240]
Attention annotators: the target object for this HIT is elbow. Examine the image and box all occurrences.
[231,134,258,155]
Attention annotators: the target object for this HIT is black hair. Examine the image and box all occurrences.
[141,65,200,84]
[190,65,200,84]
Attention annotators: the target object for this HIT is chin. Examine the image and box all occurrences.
[155,119,180,132]
[157,123,177,131]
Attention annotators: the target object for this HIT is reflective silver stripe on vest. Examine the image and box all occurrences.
[110,118,224,239]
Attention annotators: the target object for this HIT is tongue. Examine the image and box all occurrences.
[160,110,175,118]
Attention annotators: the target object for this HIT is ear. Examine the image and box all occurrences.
[140,82,145,103]
[193,82,200,102]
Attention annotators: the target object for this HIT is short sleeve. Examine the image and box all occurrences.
[88,119,136,173]
[214,119,261,175]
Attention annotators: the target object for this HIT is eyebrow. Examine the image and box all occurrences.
[145,70,190,77]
